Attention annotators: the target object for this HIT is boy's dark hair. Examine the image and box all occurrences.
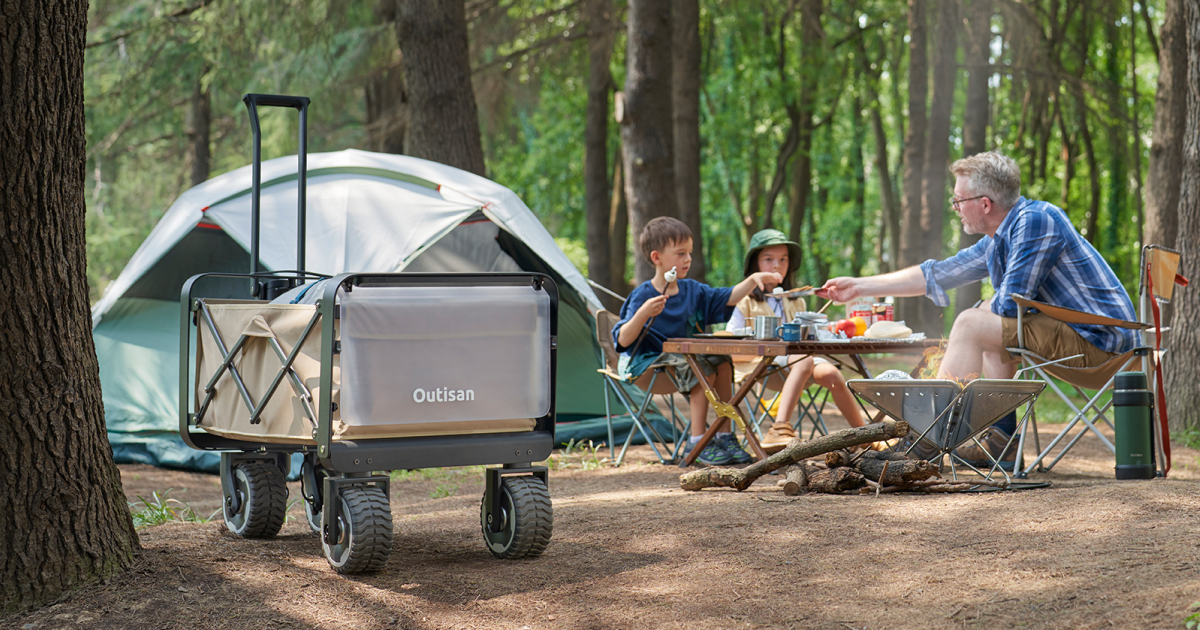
[638,217,693,262]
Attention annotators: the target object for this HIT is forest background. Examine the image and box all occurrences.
[82,0,1196,426]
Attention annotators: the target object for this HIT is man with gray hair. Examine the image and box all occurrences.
[817,151,1137,467]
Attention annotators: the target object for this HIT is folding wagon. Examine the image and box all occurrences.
[178,94,555,573]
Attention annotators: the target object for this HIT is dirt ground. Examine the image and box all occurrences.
[6,412,1200,630]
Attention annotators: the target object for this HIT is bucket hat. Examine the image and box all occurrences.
[743,229,802,279]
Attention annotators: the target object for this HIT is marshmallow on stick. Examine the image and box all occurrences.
[664,266,677,284]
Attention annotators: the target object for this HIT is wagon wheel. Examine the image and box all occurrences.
[223,460,288,538]
[480,476,553,559]
[323,485,394,574]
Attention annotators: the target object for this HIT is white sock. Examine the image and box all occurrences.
[689,435,702,445]
[716,432,732,438]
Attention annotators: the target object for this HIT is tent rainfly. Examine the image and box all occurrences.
[92,149,608,472]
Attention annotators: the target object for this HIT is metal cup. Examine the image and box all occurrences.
[752,315,781,340]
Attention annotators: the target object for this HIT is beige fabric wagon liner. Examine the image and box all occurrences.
[195,301,533,445]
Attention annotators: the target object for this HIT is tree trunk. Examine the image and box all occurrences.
[898,0,929,330]
[0,0,140,609]
[787,0,823,249]
[1104,9,1128,265]
[586,0,616,303]
[1145,0,1186,252]
[397,0,486,175]
[955,0,991,314]
[1165,0,1200,432]
[852,92,866,275]
[189,71,211,186]
[621,0,678,283]
[915,0,957,337]
[672,0,705,282]
[609,149,630,298]
[364,63,408,155]
[857,34,900,272]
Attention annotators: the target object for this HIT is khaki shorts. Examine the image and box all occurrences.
[1001,313,1118,368]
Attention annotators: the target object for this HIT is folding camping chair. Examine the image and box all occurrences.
[594,310,690,466]
[1010,245,1188,478]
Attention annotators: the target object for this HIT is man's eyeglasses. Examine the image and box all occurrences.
[951,195,988,210]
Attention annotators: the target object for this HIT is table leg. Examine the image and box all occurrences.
[679,355,771,467]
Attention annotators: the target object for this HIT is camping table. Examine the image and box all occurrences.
[662,337,942,467]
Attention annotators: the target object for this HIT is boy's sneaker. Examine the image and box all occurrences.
[714,434,755,465]
[682,439,734,467]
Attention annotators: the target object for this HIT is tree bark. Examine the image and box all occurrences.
[787,0,824,249]
[586,0,616,303]
[955,0,991,314]
[609,150,630,298]
[621,0,678,283]
[1,0,140,609]
[898,0,928,329]
[679,421,909,491]
[1164,0,1200,432]
[1145,0,1187,252]
[397,0,486,175]
[365,62,408,155]
[672,0,705,282]
[856,34,900,272]
[189,71,211,186]
[852,92,867,275]
[912,0,957,337]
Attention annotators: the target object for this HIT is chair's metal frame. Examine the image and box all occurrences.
[1010,244,1181,478]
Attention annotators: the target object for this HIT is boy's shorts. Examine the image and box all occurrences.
[1000,313,1119,367]
[618,352,731,394]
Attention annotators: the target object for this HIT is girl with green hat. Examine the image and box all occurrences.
[727,229,865,452]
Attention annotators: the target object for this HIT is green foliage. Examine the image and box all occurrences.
[83,0,1162,309]
[1187,602,1200,629]
[549,439,608,471]
[390,465,486,499]
[128,489,212,529]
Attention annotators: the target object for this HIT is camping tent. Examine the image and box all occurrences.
[92,149,608,471]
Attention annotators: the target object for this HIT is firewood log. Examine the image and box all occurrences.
[679,421,909,491]
[782,465,807,496]
[853,457,940,485]
[805,467,865,493]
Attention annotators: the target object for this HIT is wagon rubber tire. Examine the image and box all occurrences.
[223,461,288,538]
[481,476,553,559]
[322,485,394,574]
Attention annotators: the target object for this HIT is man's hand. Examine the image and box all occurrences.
[816,277,861,303]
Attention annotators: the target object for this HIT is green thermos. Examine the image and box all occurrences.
[1114,371,1154,480]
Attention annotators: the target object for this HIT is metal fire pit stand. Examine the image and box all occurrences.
[848,379,1047,488]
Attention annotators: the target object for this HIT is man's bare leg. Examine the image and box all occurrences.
[937,304,1015,380]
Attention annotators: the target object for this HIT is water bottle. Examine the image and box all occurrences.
[1113,371,1154,480]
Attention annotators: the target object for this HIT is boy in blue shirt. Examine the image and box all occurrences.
[613,217,782,466]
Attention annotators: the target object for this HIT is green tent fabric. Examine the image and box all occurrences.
[92,150,610,471]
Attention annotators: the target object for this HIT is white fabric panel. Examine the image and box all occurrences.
[91,149,603,326]
[204,173,476,276]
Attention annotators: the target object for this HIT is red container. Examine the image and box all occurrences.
[873,303,893,322]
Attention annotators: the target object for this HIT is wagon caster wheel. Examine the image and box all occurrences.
[223,461,288,538]
[323,485,393,574]
[481,476,553,559]
[302,465,331,534]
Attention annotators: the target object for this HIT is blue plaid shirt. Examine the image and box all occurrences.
[919,196,1138,353]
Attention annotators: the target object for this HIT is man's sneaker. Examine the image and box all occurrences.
[714,433,755,465]
[760,422,798,454]
[682,439,734,467]
[953,427,1017,471]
